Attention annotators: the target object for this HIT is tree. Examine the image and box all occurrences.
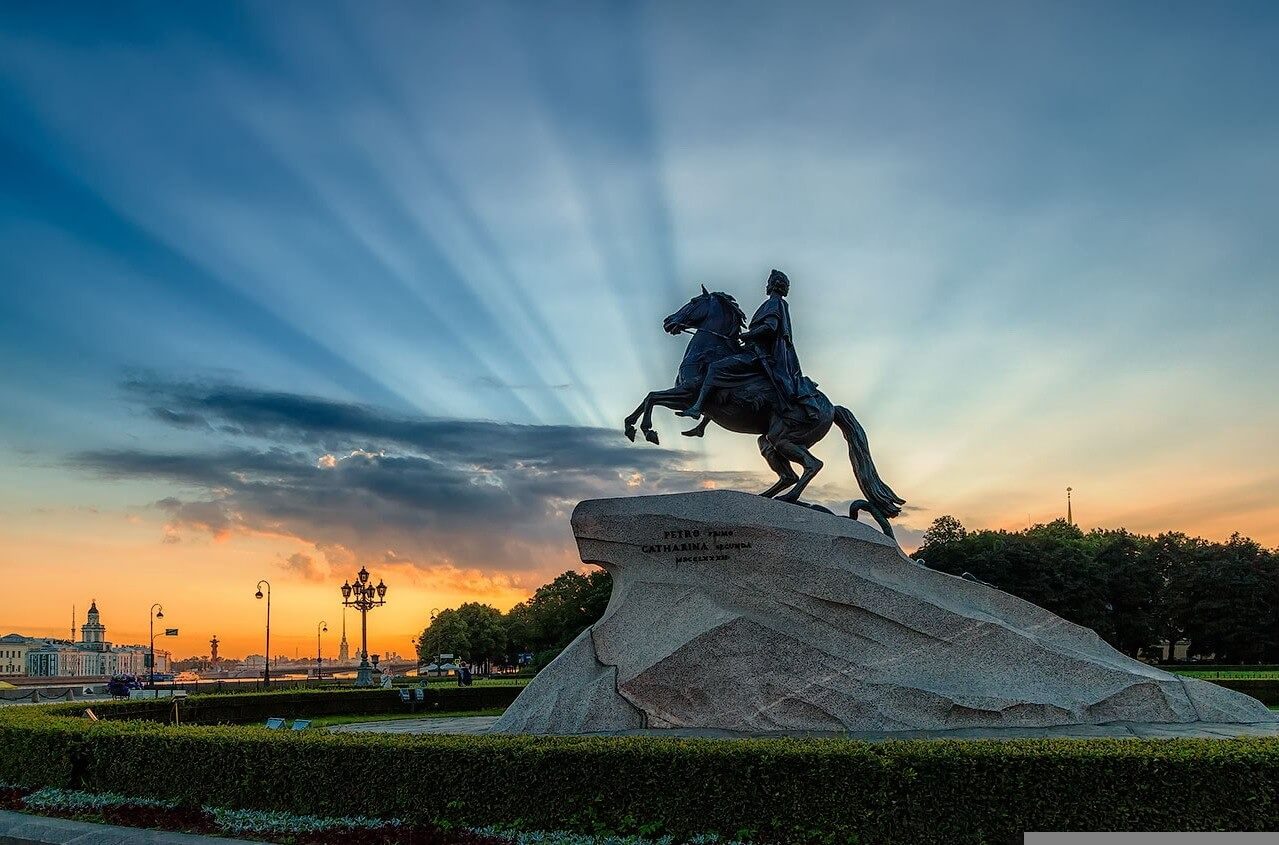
[455,602,507,670]
[1175,534,1277,663]
[418,569,614,673]
[1088,529,1159,657]
[921,515,967,546]
[912,517,1279,664]
[506,569,612,656]
[417,608,470,663]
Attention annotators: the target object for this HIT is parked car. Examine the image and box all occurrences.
[106,674,142,698]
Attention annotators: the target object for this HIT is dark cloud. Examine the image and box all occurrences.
[122,377,652,471]
[70,378,763,573]
[282,552,328,581]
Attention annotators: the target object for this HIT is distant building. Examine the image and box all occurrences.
[22,600,169,678]
[24,641,83,677]
[0,634,40,676]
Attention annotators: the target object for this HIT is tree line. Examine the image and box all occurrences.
[417,517,1279,670]
[916,516,1279,663]
[415,569,612,672]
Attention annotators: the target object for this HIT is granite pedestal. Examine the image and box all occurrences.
[493,491,1275,735]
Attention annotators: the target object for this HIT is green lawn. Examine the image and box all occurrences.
[1172,670,1279,680]
[306,707,507,728]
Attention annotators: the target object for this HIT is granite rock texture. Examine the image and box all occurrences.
[492,491,1275,735]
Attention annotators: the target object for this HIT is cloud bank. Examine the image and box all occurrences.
[70,378,762,576]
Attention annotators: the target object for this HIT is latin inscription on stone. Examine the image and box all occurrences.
[640,528,752,564]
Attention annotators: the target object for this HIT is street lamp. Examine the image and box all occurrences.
[148,604,164,688]
[340,566,388,687]
[255,580,271,685]
[429,607,440,678]
[316,621,327,682]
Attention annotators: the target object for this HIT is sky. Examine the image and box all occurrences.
[1,1,1277,660]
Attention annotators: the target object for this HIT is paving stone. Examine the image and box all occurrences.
[0,811,257,845]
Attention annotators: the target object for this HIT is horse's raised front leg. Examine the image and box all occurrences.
[623,396,650,442]
[638,386,696,445]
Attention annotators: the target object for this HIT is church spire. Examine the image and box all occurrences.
[338,605,350,662]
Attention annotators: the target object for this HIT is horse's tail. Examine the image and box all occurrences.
[832,405,905,524]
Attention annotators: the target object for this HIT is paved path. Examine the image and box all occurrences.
[330,716,1279,740]
[332,715,501,734]
[0,810,257,844]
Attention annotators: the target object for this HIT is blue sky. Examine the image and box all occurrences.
[1,1,1278,646]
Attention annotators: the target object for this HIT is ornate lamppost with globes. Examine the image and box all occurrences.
[340,567,387,687]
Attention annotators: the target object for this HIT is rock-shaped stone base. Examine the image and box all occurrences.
[492,491,1275,735]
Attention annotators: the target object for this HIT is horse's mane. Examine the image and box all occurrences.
[711,291,746,332]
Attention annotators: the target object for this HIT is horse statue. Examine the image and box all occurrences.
[623,287,905,538]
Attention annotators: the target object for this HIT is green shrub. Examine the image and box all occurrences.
[1170,665,1279,673]
[47,686,523,725]
[4,695,1279,844]
[1210,679,1279,705]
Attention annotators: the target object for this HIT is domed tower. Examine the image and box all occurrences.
[81,600,109,652]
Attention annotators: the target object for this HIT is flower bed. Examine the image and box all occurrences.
[1,784,742,845]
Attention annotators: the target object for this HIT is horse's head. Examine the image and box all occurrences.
[663,285,745,337]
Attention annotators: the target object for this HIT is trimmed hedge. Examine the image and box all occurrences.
[50,686,523,725]
[5,697,1279,844]
[1212,679,1279,706]
[1171,665,1279,673]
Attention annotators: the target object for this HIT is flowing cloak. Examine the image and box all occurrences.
[748,293,810,401]
[695,293,819,416]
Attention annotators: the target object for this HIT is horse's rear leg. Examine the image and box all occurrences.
[774,439,824,503]
[758,435,799,498]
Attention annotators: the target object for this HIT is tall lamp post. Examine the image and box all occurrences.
[429,607,440,678]
[316,620,327,682]
[340,566,387,687]
[254,580,271,685]
[148,604,164,688]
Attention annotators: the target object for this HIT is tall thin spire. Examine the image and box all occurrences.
[71,604,76,642]
[338,605,350,662]
[1066,486,1073,526]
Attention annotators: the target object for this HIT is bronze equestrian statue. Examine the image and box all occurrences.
[623,270,905,538]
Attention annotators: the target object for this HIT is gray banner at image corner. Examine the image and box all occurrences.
[1026,834,1279,844]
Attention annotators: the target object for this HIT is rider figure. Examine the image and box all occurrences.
[678,269,817,421]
